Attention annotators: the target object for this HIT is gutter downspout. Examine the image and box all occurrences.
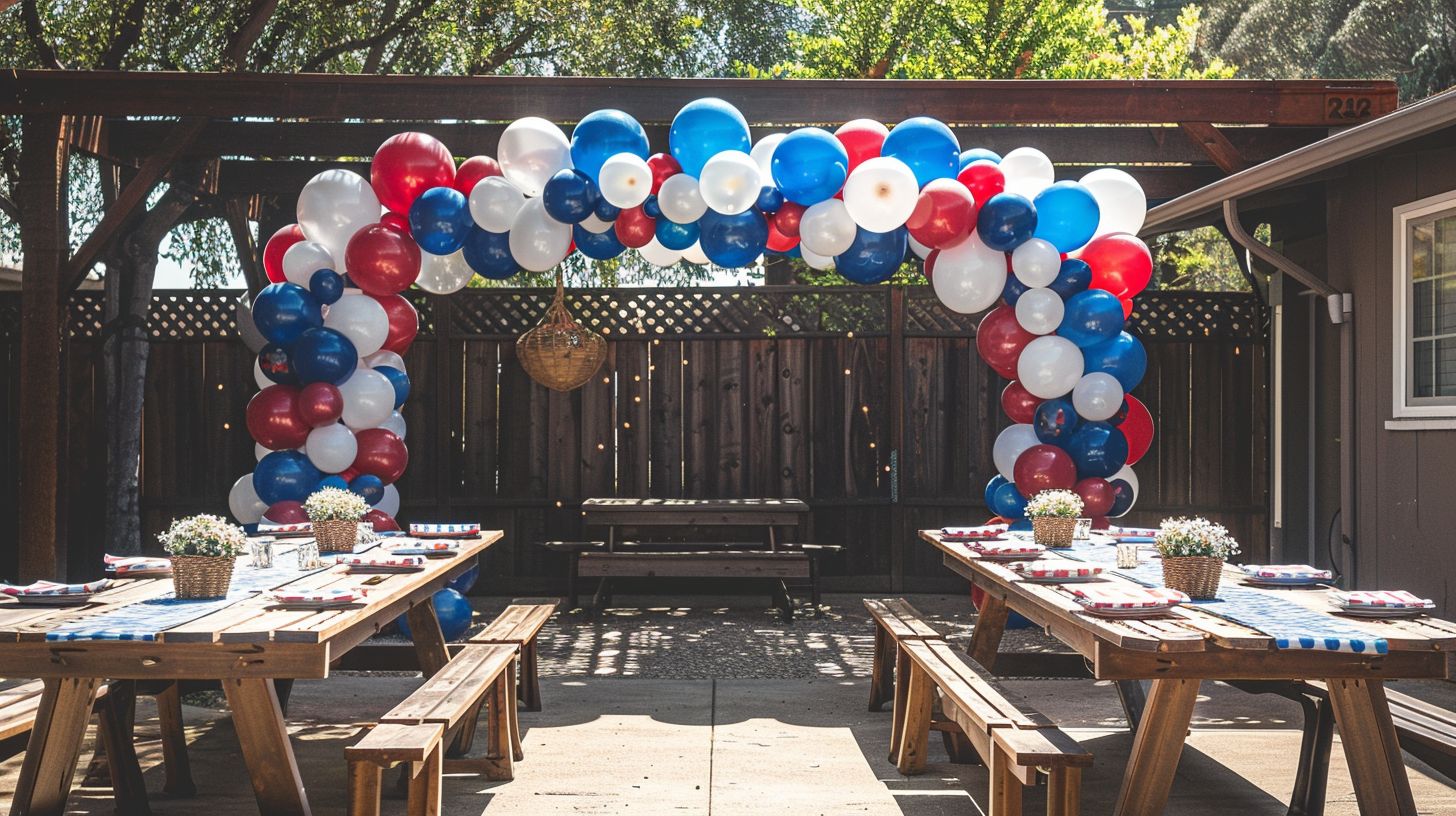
[1222,199,1356,586]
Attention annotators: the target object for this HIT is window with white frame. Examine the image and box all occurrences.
[1395,191,1456,417]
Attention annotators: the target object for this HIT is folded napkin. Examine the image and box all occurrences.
[1067,585,1188,610]
[104,555,172,575]
[387,540,460,551]
[1240,564,1333,581]
[941,525,1008,540]
[340,554,427,568]
[410,523,480,537]
[258,521,312,534]
[967,540,1044,557]
[1330,590,1434,609]
[271,588,367,604]
[1012,561,1103,579]
[1,579,112,596]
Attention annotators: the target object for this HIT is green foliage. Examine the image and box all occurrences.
[1150,224,1266,292]
[1053,7,1236,78]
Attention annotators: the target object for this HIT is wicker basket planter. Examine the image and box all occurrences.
[314,519,359,553]
[1162,555,1224,600]
[1032,516,1077,548]
[517,272,607,392]
[171,556,236,600]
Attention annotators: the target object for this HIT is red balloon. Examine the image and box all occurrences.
[646,153,683,195]
[371,294,419,356]
[1080,233,1153,299]
[1090,515,1110,531]
[957,160,1005,206]
[923,248,939,283]
[1013,444,1078,497]
[1123,395,1155,465]
[453,155,503,196]
[247,385,309,450]
[352,428,409,485]
[298,382,344,428]
[263,225,305,284]
[338,467,361,483]
[614,205,656,249]
[907,179,977,249]
[346,224,422,296]
[264,501,308,524]
[380,212,412,235]
[834,120,888,173]
[1074,477,1115,517]
[1120,297,1135,319]
[976,304,1037,380]
[1001,380,1044,425]
[372,132,455,215]
[365,509,400,532]
[766,218,799,253]
[774,202,807,238]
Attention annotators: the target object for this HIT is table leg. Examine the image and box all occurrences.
[407,596,480,758]
[967,591,1009,672]
[1112,678,1201,816]
[153,681,197,797]
[11,677,100,816]
[1324,678,1418,816]
[222,678,311,816]
[868,621,895,712]
[1115,680,1148,732]
[96,681,151,815]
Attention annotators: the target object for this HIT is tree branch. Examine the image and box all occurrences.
[0,191,18,223]
[99,0,148,70]
[222,0,280,70]
[21,0,64,69]
[362,0,400,73]
[299,0,436,73]
[472,25,536,74]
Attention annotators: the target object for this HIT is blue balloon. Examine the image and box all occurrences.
[1008,518,1033,532]
[959,148,1001,169]
[985,474,1009,509]
[308,269,344,306]
[992,482,1029,519]
[408,186,473,254]
[461,227,520,280]
[542,169,599,225]
[1001,269,1030,306]
[784,243,802,259]
[570,110,650,182]
[835,225,907,284]
[447,562,479,594]
[318,475,349,491]
[1082,331,1147,392]
[1058,289,1125,348]
[756,185,785,214]
[882,117,960,188]
[642,194,662,219]
[1108,478,1136,517]
[398,588,473,642]
[772,128,849,205]
[375,365,410,409]
[977,193,1038,252]
[1048,259,1092,300]
[1032,182,1100,254]
[594,197,622,222]
[253,282,322,345]
[257,343,299,387]
[574,223,627,260]
[349,474,385,506]
[293,327,358,386]
[669,98,751,177]
[656,218,699,251]
[698,208,768,268]
[1033,398,1080,447]
[1107,399,1131,427]
[1067,422,1129,480]
[254,450,322,506]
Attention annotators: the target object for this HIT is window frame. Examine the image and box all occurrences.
[1392,190,1456,418]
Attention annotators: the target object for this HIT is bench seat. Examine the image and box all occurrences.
[345,722,444,816]
[863,598,944,712]
[468,601,557,711]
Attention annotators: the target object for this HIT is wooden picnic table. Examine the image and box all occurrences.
[921,530,1456,816]
[0,532,500,816]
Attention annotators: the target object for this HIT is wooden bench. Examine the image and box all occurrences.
[468,600,557,712]
[864,598,944,712]
[345,722,444,816]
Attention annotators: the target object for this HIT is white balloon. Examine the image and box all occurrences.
[1072,372,1125,422]
[598,153,653,209]
[323,294,389,358]
[658,173,708,224]
[380,410,407,440]
[508,197,572,272]
[750,133,787,179]
[1005,176,1053,200]
[282,241,336,289]
[296,170,379,273]
[236,297,268,354]
[469,176,526,233]
[579,213,615,234]
[1011,238,1062,288]
[255,442,272,461]
[681,241,709,265]
[416,249,475,295]
[306,423,358,473]
[842,156,918,232]
[698,151,761,216]
[993,424,1041,482]
[931,232,1006,314]
[1080,168,1147,237]
[799,199,858,257]
[377,483,401,518]
[800,244,836,270]
[999,147,1055,187]
[363,350,406,374]
[229,473,269,525]
[1015,288,1065,335]
[1108,464,1140,517]
[253,357,272,390]
[498,117,572,197]
[908,234,932,260]
[339,368,396,430]
[1017,335,1085,399]
[638,236,683,267]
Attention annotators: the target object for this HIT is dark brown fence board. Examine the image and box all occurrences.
[683,341,719,497]
[649,340,684,498]
[778,339,809,498]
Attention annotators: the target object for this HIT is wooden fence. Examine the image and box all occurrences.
[0,286,1267,592]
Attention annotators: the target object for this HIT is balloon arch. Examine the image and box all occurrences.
[229,99,1155,533]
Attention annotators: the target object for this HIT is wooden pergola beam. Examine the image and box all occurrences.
[1179,122,1252,175]
[62,116,207,295]
[0,71,1397,126]
[224,196,265,296]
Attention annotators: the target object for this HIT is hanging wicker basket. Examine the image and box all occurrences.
[314,519,360,553]
[517,273,607,392]
[1032,516,1077,548]
[171,556,236,600]
[1162,555,1224,600]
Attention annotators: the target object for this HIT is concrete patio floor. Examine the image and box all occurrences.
[3,593,1455,815]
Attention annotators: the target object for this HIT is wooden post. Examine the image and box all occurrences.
[17,114,72,582]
